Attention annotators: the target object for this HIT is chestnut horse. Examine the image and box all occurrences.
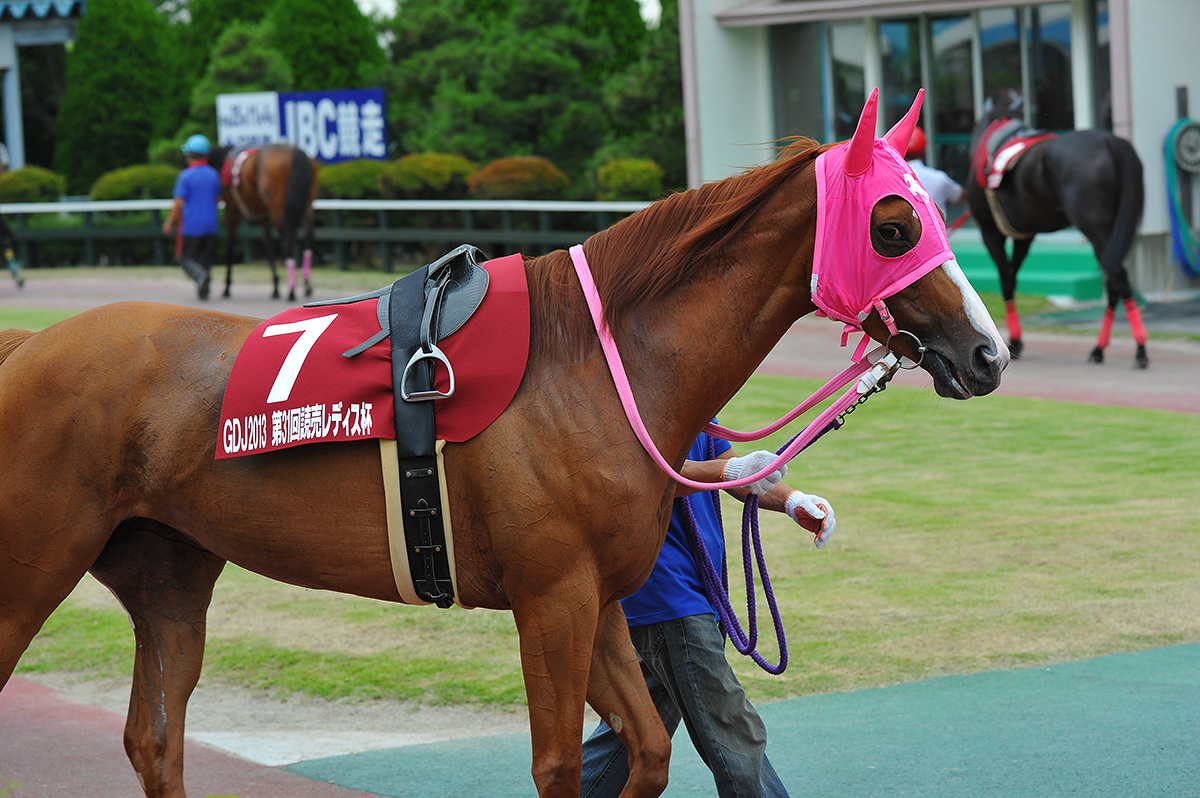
[209,143,319,302]
[0,91,1006,797]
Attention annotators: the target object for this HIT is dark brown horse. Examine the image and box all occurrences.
[0,92,1006,797]
[209,144,319,302]
[967,101,1148,368]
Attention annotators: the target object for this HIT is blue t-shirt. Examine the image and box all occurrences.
[621,429,731,626]
[173,163,222,236]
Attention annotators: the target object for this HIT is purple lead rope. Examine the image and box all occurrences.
[679,424,839,675]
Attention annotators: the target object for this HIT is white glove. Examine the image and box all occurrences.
[785,491,836,549]
[721,451,787,496]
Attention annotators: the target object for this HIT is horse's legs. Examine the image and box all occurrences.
[89,520,226,798]
[222,217,237,299]
[1082,229,1149,368]
[512,582,604,797]
[302,211,315,298]
[584,601,671,798]
[980,225,1026,358]
[260,222,281,299]
[0,556,92,691]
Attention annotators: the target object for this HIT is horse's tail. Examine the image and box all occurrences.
[1102,135,1145,270]
[282,148,315,257]
[0,329,35,366]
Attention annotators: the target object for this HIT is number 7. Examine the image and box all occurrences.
[262,314,338,403]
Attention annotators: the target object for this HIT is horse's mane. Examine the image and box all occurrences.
[526,137,832,360]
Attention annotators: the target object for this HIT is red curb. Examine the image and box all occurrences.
[0,677,387,798]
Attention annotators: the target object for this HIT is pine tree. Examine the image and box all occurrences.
[53,0,172,193]
[268,0,387,92]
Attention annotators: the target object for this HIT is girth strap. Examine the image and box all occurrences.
[390,264,456,607]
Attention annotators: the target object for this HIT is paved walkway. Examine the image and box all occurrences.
[5,644,1197,797]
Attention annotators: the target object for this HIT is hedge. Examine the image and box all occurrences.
[90,164,180,201]
[381,153,477,200]
[0,166,67,203]
[596,158,664,201]
[468,156,570,200]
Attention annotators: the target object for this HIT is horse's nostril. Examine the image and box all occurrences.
[974,340,1005,376]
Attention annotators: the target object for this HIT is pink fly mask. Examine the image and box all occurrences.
[813,88,954,339]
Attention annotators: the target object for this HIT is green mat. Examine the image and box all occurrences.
[289,643,1199,797]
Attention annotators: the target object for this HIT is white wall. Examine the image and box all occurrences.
[1124,0,1200,295]
[688,0,776,184]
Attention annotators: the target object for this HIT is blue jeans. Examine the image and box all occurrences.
[579,614,789,798]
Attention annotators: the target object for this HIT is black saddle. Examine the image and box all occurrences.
[308,243,490,401]
[305,244,491,608]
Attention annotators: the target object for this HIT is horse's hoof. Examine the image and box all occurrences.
[305,283,313,298]
[1009,338,1023,359]
[1087,346,1104,364]
[223,289,231,299]
[16,277,24,288]
[1134,345,1149,369]
[288,290,296,302]
[271,291,281,300]
[198,276,211,301]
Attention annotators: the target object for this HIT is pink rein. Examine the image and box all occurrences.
[568,245,897,483]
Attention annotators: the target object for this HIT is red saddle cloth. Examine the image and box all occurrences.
[216,253,529,459]
[972,119,1057,190]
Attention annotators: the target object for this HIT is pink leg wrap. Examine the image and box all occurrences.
[1096,307,1115,349]
[1124,298,1147,345]
[286,257,297,292]
[302,249,313,282]
[1005,301,1022,341]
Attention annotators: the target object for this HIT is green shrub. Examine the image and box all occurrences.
[148,137,188,169]
[0,166,66,202]
[89,164,179,200]
[596,158,664,201]
[381,153,477,199]
[468,156,570,200]
[317,159,388,200]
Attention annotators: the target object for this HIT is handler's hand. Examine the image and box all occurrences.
[722,450,787,496]
[785,490,836,549]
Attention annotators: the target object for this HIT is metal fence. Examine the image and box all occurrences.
[0,198,652,271]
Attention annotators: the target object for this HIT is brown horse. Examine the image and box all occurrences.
[209,143,319,302]
[0,92,1006,798]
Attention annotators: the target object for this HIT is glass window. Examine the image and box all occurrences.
[879,18,922,130]
[1027,3,1074,130]
[980,7,1023,116]
[829,21,865,140]
[1094,0,1112,129]
[930,14,974,182]
[770,23,827,141]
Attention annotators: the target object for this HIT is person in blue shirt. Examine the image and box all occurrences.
[580,428,835,798]
[163,134,223,299]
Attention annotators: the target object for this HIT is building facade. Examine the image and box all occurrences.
[680,0,1200,297]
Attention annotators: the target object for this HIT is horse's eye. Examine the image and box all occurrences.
[880,224,903,241]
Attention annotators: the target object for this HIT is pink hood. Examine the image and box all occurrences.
[811,88,955,331]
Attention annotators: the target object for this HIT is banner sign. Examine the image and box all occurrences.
[216,88,387,163]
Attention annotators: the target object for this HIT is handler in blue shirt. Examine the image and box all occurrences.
[163,134,222,299]
[580,427,836,798]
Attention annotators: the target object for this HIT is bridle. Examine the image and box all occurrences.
[570,243,928,674]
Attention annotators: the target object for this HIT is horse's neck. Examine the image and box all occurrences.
[608,217,817,459]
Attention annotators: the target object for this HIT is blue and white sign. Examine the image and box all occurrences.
[216,92,282,149]
[216,88,388,163]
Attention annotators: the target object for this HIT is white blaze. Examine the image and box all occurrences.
[940,259,1010,367]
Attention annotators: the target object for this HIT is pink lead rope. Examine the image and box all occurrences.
[568,245,899,487]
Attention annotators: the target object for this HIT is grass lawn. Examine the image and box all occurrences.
[15,366,1198,708]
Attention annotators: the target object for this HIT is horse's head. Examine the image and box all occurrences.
[813,88,1008,398]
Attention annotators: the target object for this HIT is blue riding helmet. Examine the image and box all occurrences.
[182,134,211,156]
